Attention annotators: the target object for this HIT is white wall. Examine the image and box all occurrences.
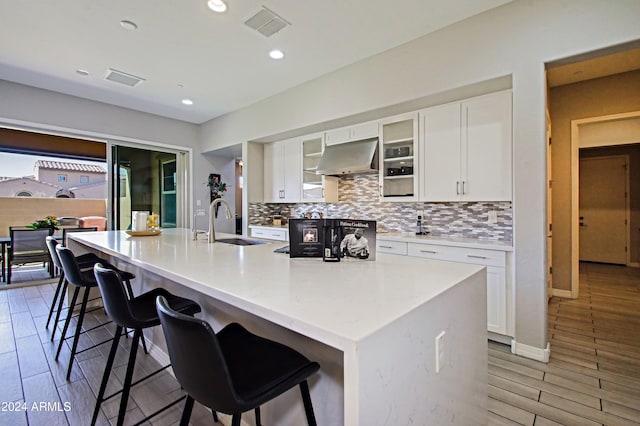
[199,0,640,353]
[0,81,200,146]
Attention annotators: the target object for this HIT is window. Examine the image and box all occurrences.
[80,175,89,183]
[16,191,32,197]
[58,174,67,182]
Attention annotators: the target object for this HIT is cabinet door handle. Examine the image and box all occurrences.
[456,181,460,195]
[462,181,466,195]
[467,255,487,259]
[379,245,393,249]
[420,250,437,254]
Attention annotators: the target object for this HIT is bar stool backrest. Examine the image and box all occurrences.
[55,245,89,288]
[62,226,98,246]
[45,236,62,271]
[92,264,137,329]
[156,295,239,413]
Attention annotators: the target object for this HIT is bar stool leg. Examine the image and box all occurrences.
[50,279,69,341]
[91,325,123,426]
[116,328,142,426]
[46,272,65,329]
[300,380,317,426]
[66,287,91,380]
[179,396,195,426]
[55,286,80,360]
[232,414,242,426]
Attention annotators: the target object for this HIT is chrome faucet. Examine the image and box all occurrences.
[208,198,232,243]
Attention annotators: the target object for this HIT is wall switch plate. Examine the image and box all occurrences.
[196,199,201,207]
[488,210,498,224]
[435,330,446,373]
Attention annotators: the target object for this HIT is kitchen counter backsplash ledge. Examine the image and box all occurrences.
[249,200,512,241]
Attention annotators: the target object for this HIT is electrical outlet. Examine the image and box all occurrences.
[435,330,446,373]
[488,210,498,224]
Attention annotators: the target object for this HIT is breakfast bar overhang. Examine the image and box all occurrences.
[69,228,488,425]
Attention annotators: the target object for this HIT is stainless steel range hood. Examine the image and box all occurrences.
[315,138,378,176]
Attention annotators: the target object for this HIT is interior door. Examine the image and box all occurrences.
[579,156,628,264]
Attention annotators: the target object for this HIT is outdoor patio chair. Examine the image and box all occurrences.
[7,227,54,284]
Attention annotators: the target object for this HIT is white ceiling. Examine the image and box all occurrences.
[0,0,513,124]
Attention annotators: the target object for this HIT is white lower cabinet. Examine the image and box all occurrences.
[380,239,510,336]
[250,227,288,241]
[376,240,408,255]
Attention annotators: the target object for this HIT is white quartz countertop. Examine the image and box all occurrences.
[70,228,483,351]
[378,232,513,251]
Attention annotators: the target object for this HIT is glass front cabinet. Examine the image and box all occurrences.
[379,112,419,200]
[301,133,338,202]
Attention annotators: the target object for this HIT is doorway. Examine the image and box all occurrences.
[568,113,640,297]
[578,155,629,265]
[110,144,188,230]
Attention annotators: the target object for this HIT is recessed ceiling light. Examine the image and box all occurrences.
[269,49,284,60]
[120,20,138,30]
[182,99,194,106]
[76,69,90,76]
[207,0,227,13]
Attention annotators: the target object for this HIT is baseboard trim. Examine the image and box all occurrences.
[551,288,575,299]
[628,262,640,268]
[511,340,550,363]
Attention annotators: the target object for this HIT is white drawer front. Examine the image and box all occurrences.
[407,243,505,267]
[377,240,408,255]
[251,228,287,241]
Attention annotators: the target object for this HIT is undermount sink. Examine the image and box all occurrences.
[216,238,268,246]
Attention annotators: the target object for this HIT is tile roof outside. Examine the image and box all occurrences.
[34,160,106,174]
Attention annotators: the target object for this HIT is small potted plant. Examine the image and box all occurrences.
[207,174,228,217]
[208,174,228,200]
[28,215,60,230]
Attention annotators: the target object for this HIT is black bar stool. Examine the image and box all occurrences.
[91,264,201,426]
[54,245,128,380]
[156,295,320,426]
[45,237,103,336]
[46,238,143,348]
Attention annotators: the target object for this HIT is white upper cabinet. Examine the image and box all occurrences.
[301,133,338,202]
[421,90,512,202]
[421,103,461,201]
[379,112,419,201]
[325,120,379,146]
[263,137,302,203]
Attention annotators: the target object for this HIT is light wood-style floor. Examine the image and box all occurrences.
[1,262,639,425]
[489,262,640,425]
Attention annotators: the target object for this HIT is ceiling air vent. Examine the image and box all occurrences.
[244,6,290,38]
[104,68,145,87]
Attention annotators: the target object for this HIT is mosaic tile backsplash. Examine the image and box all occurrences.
[249,174,512,241]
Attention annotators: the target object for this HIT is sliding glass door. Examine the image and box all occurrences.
[110,144,188,230]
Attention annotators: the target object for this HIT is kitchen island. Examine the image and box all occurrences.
[69,228,488,425]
